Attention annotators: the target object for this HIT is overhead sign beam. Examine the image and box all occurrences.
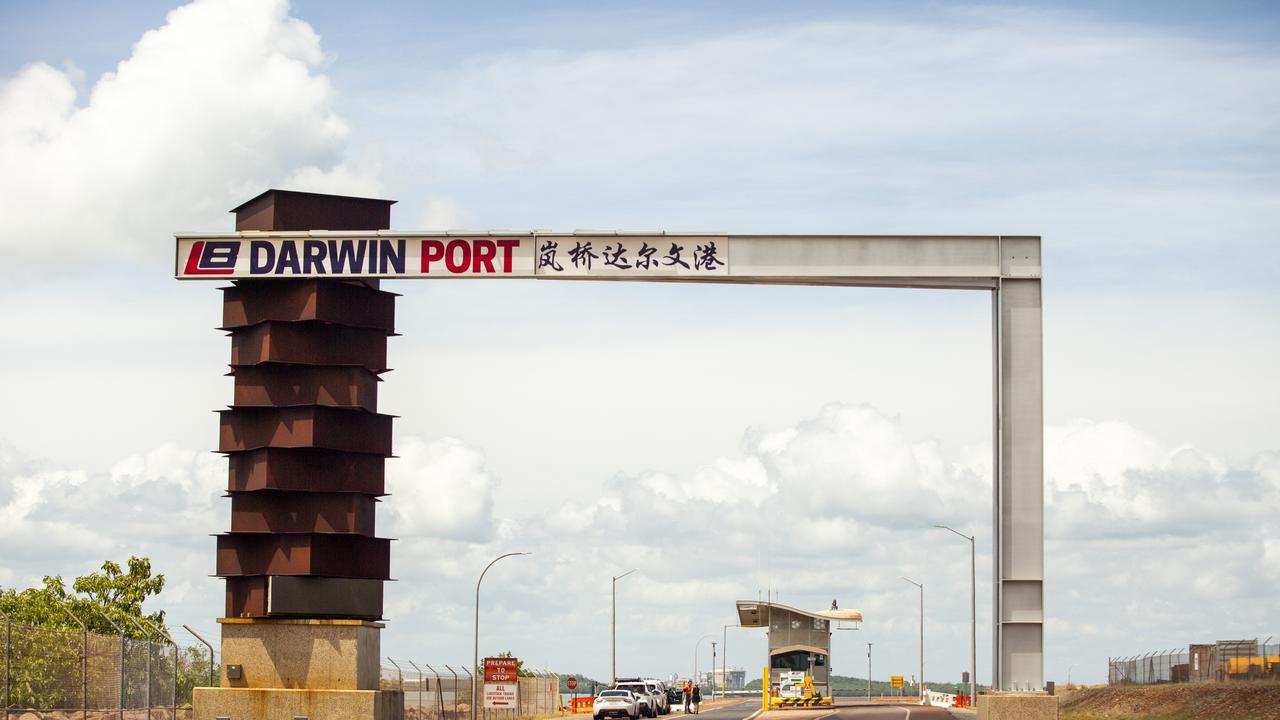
[175,232,1039,289]
[176,230,1044,692]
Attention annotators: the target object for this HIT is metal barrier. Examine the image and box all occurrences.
[0,619,217,719]
[382,661,561,720]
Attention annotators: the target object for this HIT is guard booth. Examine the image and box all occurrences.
[736,600,862,707]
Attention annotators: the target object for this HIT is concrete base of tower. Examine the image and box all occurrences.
[216,617,385,691]
[193,687,404,720]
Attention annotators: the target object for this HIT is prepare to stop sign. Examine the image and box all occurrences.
[484,657,520,709]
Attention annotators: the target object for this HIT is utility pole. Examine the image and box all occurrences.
[612,569,637,685]
[866,643,872,700]
[711,642,717,701]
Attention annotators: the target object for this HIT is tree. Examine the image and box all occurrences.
[0,556,172,710]
[0,555,165,636]
[72,555,167,634]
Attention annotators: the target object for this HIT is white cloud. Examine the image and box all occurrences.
[386,436,499,543]
[410,16,1279,183]
[416,196,471,230]
[1,406,1276,684]
[0,0,377,271]
[1045,420,1278,538]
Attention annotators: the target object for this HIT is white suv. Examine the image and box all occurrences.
[614,680,657,718]
[643,679,671,715]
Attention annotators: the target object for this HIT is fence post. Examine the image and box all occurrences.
[460,665,475,720]
[141,619,176,720]
[389,657,405,691]
[59,606,88,720]
[446,665,461,717]
[1,608,10,720]
[426,663,445,720]
[124,617,153,713]
[409,661,426,715]
[182,625,216,689]
[551,671,560,714]
[93,611,125,720]
[146,621,177,719]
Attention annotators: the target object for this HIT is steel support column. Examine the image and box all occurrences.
[992,264,1044,691]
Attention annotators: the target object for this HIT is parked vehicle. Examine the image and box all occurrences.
[595,690,640,720]
[665,684,682,708]
[614,679,657,718]
[644,679,671,715]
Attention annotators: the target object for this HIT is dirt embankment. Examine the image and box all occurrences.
[1060,683,1280,720]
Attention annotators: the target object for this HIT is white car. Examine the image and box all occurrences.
[613,681,657,718]
[594,689,641,720]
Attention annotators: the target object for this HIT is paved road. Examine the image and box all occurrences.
[671,700,759,720]
[828,704,954,719]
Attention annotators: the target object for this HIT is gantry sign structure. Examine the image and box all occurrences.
[177,190,1044,692]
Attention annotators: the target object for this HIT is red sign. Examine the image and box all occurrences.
[567,676,578,690]
[484,657,519,683]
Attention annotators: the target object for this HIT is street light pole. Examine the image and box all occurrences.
[902,577,924,701]
[474,551,531,720]
[612,569,637,685]
[722,624,741,700]
[866,643,872,700]
[711,642,717,701]
[936,525,977,705]
[694,634,715,691]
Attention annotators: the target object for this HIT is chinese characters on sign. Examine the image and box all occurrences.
[534,237,728,277]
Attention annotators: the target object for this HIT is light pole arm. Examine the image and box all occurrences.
[935,524,974,542]
[693,634,715,688]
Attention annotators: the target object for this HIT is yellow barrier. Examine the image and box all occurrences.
[770,697,833,708]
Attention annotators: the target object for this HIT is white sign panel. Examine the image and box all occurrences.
[484,682,518,709]
[174,234,727,280]
[778,671,806,698]
[532,236,727,277]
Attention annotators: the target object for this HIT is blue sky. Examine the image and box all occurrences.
[1,0,1277,689]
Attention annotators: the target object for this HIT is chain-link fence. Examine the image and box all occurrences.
[381,661,560,720]
[1109,637,1279,685]
[1,618,217,719]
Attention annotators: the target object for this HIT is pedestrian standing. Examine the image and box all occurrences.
[683,680,692,713]
[692,685,702,714]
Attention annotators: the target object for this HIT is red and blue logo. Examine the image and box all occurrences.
[183,240,240,275]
